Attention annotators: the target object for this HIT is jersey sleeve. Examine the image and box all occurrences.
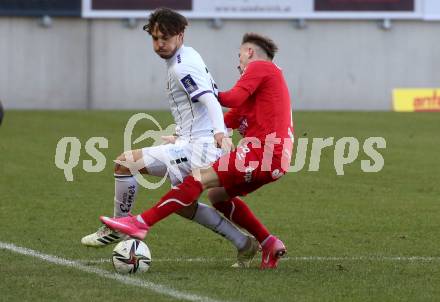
[173,62,217,102]
[218,61,266,107]
[223,108,241,129]
[235,62,266,95]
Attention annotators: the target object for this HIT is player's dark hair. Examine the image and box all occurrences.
[143,8,188,37]
[242,33,278,60]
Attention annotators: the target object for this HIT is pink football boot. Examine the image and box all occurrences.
[100,215,150,240]
[260,236,287,269]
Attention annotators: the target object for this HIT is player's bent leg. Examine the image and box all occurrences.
[193,168,259,265]
[98,149,216,241]
[173,171,252,259]
[207,188,260,268]
[100,175,203,239]
[81,150,147,248]
[169,168,251,255]
[191,202,251,263]
[175,166,252,256]
[208,190,270,243]
[173,187,251,257]
[96,149,254,262]
[207,187,230,204]
[175,202,198,219]
[114,149,148,217]
[211,195,285,269]
[100,147,182,240]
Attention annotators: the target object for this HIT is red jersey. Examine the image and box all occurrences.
[219,60,294,167]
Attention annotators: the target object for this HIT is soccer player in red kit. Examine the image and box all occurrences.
[100,33,294,269]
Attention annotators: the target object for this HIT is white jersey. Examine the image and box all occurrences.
[166,45,223,141]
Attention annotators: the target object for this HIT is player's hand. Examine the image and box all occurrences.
[214,132,234,153]
[161,135,177,144]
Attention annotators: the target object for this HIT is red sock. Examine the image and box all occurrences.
[213,197,270,243]
[141,176,203,226]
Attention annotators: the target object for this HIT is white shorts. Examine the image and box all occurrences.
[141,138,223,186]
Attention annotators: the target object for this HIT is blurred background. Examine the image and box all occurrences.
[0,0,439,110]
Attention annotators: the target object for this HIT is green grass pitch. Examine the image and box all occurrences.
[0,110,439,302]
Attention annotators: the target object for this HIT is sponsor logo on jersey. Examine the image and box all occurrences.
[180,74,199,94]
[244,166,254,183]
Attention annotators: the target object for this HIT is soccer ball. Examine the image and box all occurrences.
[112,239,151,274]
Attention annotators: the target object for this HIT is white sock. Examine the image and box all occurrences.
[113,174,138,217]
[193,202,248,250]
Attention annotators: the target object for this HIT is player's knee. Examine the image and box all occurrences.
[207,189,226,205]
[175,203,198,219]
[114,153,131,175]
[207,190,217,204]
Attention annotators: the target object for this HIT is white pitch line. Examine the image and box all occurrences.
[77,255,440,265]
[0,241,231,302]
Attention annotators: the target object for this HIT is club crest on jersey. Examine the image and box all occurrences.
[180,74,198,94]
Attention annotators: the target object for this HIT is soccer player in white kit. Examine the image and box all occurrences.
[81,8,259,268]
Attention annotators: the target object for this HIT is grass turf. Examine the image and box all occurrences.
[0,110,439,302]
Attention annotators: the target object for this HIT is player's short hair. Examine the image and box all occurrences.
[143,8,188,37]
[242,33,278,60]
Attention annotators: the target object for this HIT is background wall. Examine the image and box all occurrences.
[0,17,439,110]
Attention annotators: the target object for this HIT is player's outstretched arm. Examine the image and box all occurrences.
[218,87,249,108]
[219,62,266,108]
[197,92,228,148]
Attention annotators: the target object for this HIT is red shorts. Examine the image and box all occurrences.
[212,143,286,197]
